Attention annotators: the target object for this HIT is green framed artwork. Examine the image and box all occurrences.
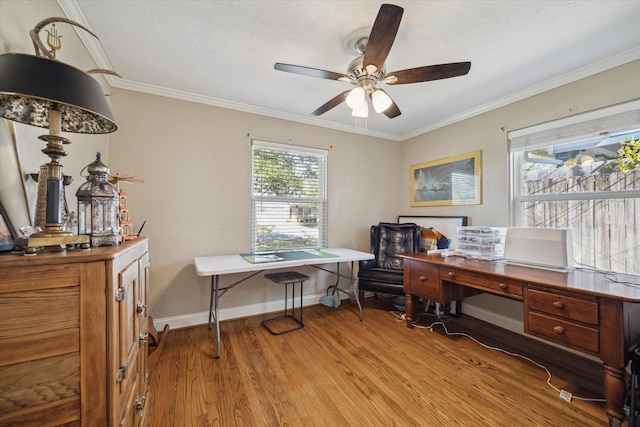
[410,150,481,207]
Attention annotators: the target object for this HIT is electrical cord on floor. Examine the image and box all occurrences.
[390,309,606,404]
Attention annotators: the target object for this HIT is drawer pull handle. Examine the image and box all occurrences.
[552,301,563,309]
[136,395,146,411]
[419,276,426,281]
[498,283,507,290]
[553,326,564,335]
[139,332,149,347]
[137,301,147,316]
[448,272,456,278]
[116,361,129,383]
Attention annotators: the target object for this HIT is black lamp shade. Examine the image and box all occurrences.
[0,53,116,133]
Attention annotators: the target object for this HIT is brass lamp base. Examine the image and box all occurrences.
[17,228,90,255]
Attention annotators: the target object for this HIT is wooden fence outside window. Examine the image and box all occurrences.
[522,164,640,275]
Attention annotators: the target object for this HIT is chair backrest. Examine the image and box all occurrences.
[371,222,421,270]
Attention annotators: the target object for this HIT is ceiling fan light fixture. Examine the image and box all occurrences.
[371,89,392,113]
[351,99,368,117]
[345,86,365,109]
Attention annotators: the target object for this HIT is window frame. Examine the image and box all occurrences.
[508,100,640,274]
[251,140,328,253]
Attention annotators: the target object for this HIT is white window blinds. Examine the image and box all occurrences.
[508,100,640,152]
[251,140,327,253]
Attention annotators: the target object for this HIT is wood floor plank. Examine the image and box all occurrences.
[147,298,610,426]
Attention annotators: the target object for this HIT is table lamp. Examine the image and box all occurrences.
[0,19,117,254]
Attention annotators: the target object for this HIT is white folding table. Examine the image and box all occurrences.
[193,248,374,358]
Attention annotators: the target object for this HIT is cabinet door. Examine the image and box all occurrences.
[116,260,140,426]
[137,252,150,424]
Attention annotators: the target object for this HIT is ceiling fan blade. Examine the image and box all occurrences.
[275,63,350,81]
[386,62,471,85]
[369,89,401,118]
[363,4,403,73]
[383,101,401,118]
[311,91,351,116]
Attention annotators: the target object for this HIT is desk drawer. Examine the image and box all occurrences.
[527,288,598,325]
[406,262,440,300]
[527,311,599,354]
[440,268,523,299]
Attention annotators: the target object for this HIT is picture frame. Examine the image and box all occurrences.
[410,150,481,207]
[0,200,17,252]
[398,215,468,249]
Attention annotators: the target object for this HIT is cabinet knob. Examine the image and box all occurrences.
[553,326,564,335]
[498,283,507,290]
[419,276,426,281]
[448,271,456,278]
[552,301,564,309]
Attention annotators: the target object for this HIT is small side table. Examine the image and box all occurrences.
[262,271,309,335]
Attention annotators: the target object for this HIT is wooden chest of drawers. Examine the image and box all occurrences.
[0,239,150,426]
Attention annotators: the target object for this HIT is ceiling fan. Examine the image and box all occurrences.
[274,3,471,119]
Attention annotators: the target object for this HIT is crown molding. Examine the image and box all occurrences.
[58,0,115,78]
[111,78,403,141]
[400,46,640,141]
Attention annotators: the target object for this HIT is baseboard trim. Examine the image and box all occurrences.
[459,302,524,334]
[152,296,597,362]
[153,297,522,333]
[152,291,351,331]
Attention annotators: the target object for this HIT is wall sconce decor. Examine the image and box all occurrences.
[0,18,118,254]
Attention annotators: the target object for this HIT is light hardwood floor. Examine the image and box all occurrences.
[147,298,611,426]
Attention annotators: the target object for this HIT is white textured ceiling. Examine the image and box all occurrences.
[60,0,640,141]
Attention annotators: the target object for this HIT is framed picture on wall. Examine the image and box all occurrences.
[0,200,17,252]
[410,150,481,207]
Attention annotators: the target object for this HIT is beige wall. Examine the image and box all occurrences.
[400,59,640,327]
[108,89,399,323]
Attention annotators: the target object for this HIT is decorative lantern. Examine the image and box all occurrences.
[76,152,121,247]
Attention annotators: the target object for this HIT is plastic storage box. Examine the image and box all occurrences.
[455,227,507,260]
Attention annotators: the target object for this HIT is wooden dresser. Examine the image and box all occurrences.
[402,253,640,426]
[0,238,150,426]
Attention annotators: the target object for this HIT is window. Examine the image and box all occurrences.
[251,140,327,253]
[509,101,640,275]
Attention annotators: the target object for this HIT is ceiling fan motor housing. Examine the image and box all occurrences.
[347,56,386,92]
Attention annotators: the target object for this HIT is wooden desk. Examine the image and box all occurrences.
[402,253,640,426]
